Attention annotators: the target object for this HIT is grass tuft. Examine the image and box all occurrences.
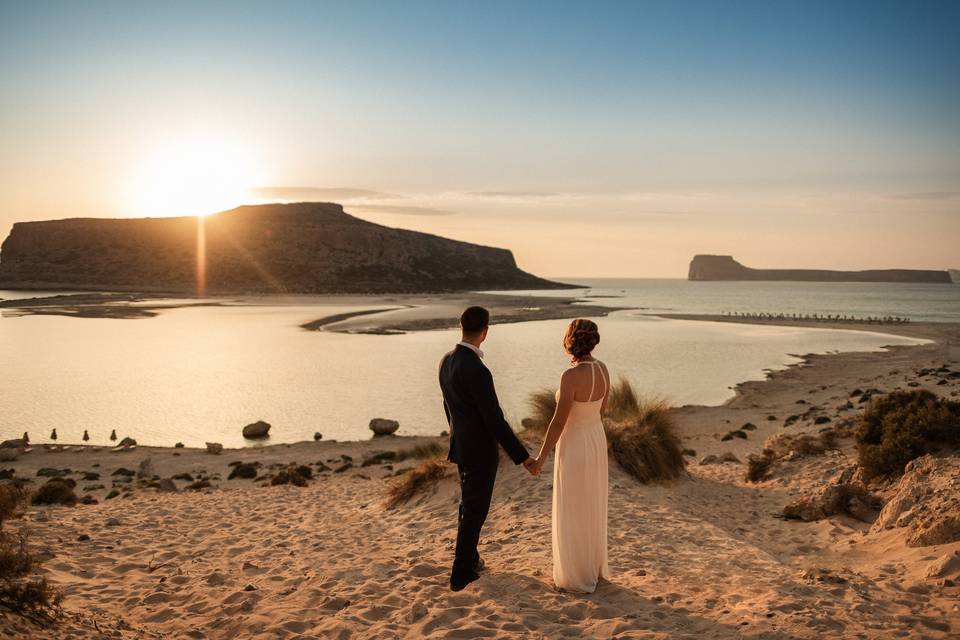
[606,395,686,484]
[522,388,558,434]
[385,458,449,508]
[524,379,684,484]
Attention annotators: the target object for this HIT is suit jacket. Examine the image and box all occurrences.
[439,344,529,468]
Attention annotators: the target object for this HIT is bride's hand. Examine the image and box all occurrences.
[532,456,545,475]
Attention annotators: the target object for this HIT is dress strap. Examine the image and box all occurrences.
[588,361,596,401]
[597,361,608,399]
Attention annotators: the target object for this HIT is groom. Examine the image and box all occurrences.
[439,306,537,591]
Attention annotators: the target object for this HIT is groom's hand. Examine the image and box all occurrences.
[522,457,539,476]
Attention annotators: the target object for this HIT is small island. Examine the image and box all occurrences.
[688,255,953,284]
[0,202,575,294]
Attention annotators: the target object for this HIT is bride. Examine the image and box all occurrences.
[531,318,610,593]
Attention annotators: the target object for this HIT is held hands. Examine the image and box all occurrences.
[522,456,544,477]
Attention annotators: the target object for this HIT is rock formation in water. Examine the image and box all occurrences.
[0,202,573,294]
[688,255,952,283]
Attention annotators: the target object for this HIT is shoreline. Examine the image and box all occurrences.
[658,314,959,462]
[0,290,631,329]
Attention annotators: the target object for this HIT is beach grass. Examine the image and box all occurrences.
[523,379,685,483]
[385,457,449,508]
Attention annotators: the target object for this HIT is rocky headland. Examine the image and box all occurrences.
[688,254,953,283]
[0,202,574,294]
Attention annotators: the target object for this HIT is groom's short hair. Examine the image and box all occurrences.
[460,306,490,335]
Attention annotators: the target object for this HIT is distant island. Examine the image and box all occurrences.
[688,255,953,284]
[0,202,574,294]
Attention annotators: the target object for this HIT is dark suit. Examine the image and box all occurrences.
[439,343,529,585]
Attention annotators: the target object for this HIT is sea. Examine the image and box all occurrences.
[2,279,956,448]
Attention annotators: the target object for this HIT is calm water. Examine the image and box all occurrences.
[0,291,928,447]
[496,279,960,323]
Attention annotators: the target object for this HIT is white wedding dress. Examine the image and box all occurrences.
[553,360,610,593]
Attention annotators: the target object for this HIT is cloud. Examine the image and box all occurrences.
[252,187,401,201]
[349,204,456,216]
[466,190,562,198]
[891,191,960,200]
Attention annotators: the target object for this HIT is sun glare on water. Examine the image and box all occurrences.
[126,138,261,218]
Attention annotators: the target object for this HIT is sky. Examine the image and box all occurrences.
[1,0,958,278]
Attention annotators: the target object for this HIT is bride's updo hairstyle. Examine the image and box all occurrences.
[563,319,600,361]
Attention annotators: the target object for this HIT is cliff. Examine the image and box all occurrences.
[0,202,574,294]
[688,255,953,284]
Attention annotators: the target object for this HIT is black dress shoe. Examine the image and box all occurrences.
[450,571,480,592]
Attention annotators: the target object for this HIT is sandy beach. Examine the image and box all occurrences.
[2,316,959,638]
[0,291,627,331]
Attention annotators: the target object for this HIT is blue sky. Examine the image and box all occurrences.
[1,1,958,276]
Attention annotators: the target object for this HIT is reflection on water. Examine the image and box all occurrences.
[0,303,925,447]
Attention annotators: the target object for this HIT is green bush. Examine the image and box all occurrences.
[856,390,960,480]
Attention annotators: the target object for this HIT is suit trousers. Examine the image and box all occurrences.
[451,462,498,583]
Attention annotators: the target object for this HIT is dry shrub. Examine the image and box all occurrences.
[605,396,685,484]
[30,478,77,507]
[0,482,62,619]
[856,389,960,480]
[270,465,311,486]
[385,458,449,508]
[0,483,27,524]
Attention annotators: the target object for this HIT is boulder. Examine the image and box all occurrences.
[0,438,26,450]
[157,478,178,492]
[870,455,960,546]
[0,449,18,462]
[698,454,720,465]
[926,552,960,579]
[206,442,223,455]
[242,420,271,439]
[783,465,882,523]
[313,432,322,441]
[137,457,155,479]
[118,437,137,447]
[174,442,185,448]
[720,452,741,464]
[369,418,400,437]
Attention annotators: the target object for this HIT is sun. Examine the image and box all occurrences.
[126,137,260,217]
